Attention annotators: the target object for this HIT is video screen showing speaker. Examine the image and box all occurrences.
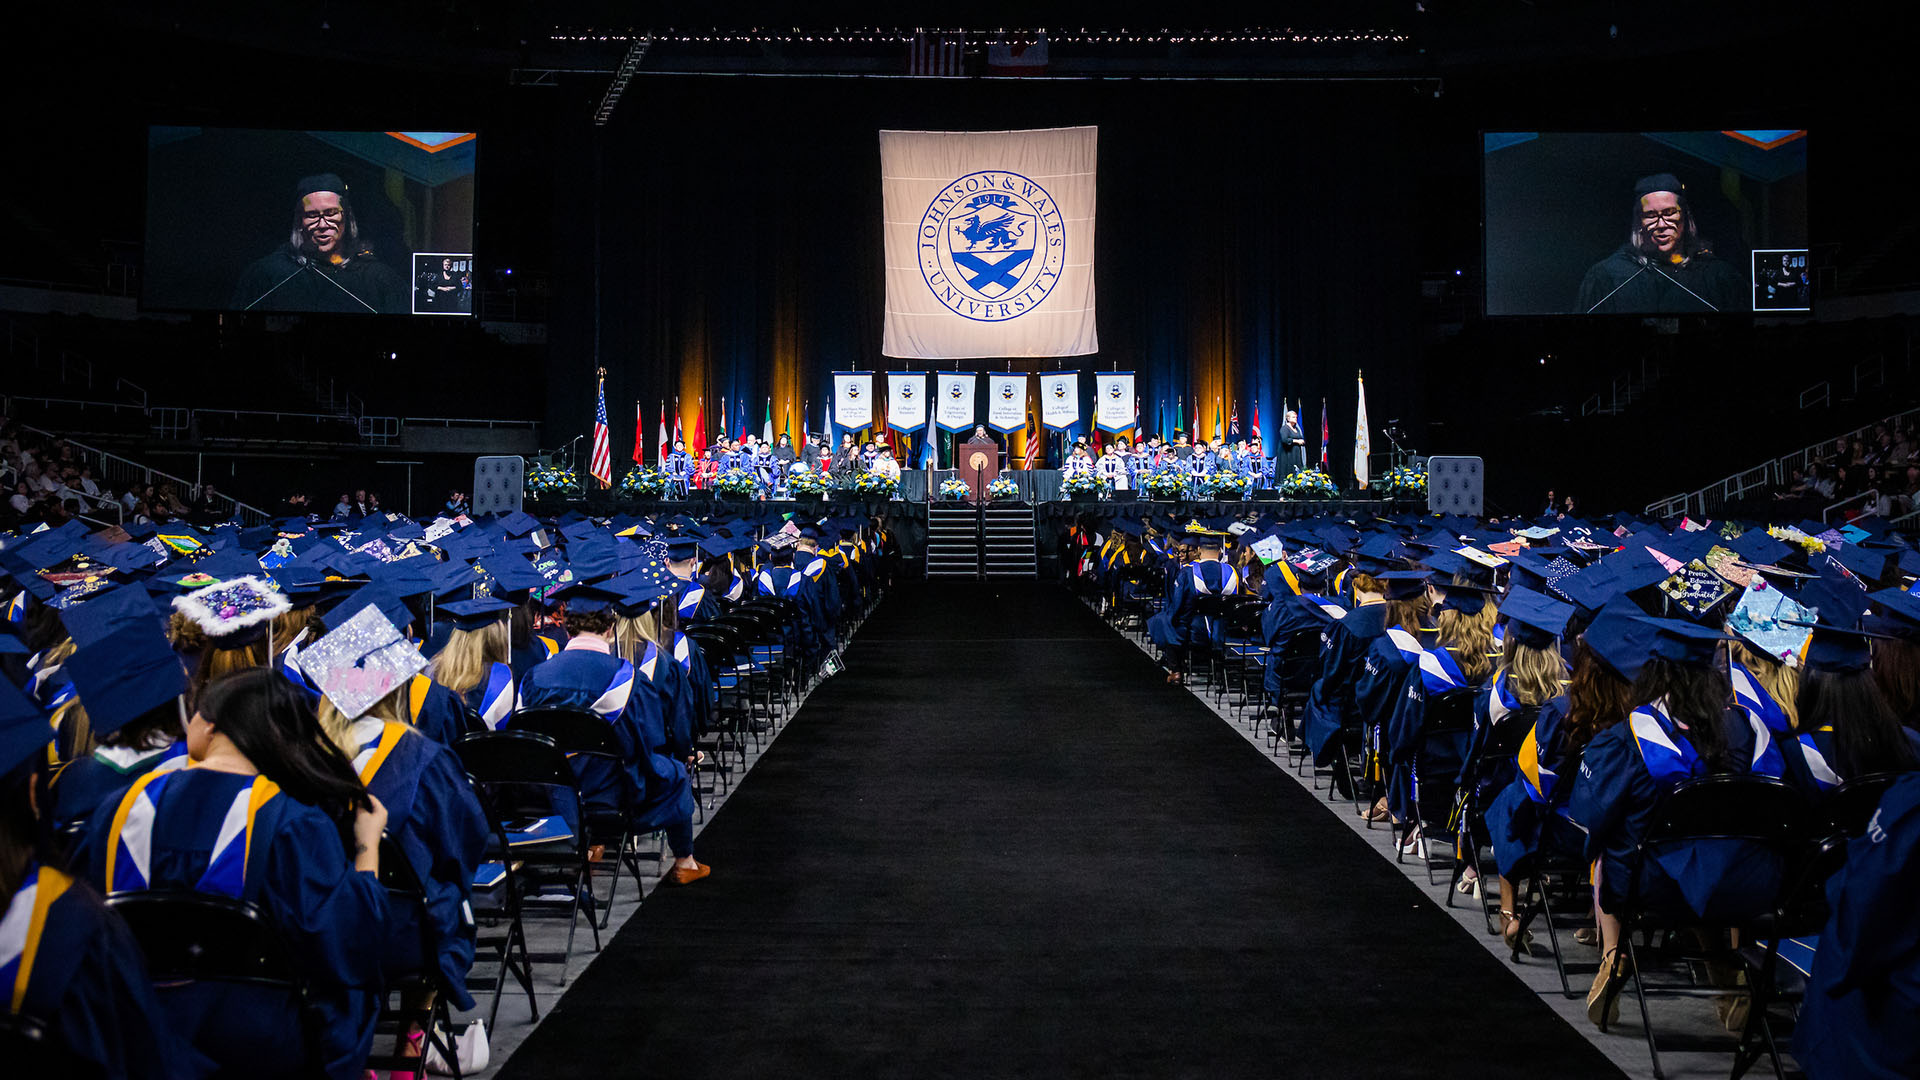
[1483,131,1807,316]
[144,126,477,315]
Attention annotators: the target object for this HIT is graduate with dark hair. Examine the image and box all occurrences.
[78,666,390,1079]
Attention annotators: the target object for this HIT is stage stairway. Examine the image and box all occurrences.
[924,505,1038,579]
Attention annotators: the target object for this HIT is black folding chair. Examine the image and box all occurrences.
[506,707,649,929]
[1399,686,1478,882]
[1823,771,1901,836]
[1601,775,1814,1080]
[367,833,464,1080]
[454,730,602,974]
[107,890,315,1073]
[463,788,539,1029]
[1730,834,1845,1080]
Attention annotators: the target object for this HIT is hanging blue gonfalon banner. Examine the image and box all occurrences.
[1040,370,1080,431]
[935,372,978,432]
[1094,372,1135,433]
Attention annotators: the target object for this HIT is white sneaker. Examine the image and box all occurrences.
[425,1020,490,1076]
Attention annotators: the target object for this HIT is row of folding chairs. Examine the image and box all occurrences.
[1096,590,1902,1080]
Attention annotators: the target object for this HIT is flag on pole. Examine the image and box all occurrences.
[719,395,727,447]
[692,397,706,454]
[658,401,669,466]
[1229,398,1239,438]
[762,397,773,445]
[803,399,811,443]
[589,372,613,488]
[1251,398,1261,446]
[1193,399,1202,443]
[672,398,683,448]
[632,402,644,464]
[1354,372,1371,487]
[919,398,937,470]
[1022,393,1041,468]
[1320,398,1329,468]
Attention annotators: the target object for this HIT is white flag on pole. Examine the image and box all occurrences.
[887,372,927,432]
[935,372,977,432]
[1354,373,1372,487]
[1094,372,1136,433]
[985,374,1026,432]
[833,373,873,430]
[880,126,1098,359]
[1040,371,1080,430]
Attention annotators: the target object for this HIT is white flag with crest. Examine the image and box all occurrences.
[887,372,927,432]
[986,374,1026,432]
[1040,371,1080,430]
[1095,373,1136,433]
[880,126,1098,359]
[935,373,978,432]
[833,372,873,430]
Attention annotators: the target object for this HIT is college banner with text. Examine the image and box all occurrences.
[985,373,1026,432]
[887,372,927,432]
[833,372,873,430]
[1095,372,1136,433]
[1040,370,1080,430]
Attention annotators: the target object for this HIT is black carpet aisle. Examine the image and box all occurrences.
[500,583,1623,1079]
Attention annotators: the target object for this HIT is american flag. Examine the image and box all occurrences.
[910,32,963,76]
[589,372,612,487]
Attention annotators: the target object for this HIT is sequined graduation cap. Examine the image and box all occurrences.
[297,602,426,720]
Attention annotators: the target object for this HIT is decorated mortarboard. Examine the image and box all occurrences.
[1657,558,1736,620]
[1702,546,1754,589]
[1290,548,1339,577]
[1830,543,1896,585]
[530,551,572,588]
[63,624,188,737]
[440,597,514,630]
[59,583,164,648]
[172,575,292,650]
[1371,569,1432,600]
[297,604,427,721]
[1728,529,1794,567]
[1554,564,1622,615]
[476,555,544,599]
[0,677,52,778]
[1500,586,1574,649]
[1726,581,1816,667]
[555,581,623,614]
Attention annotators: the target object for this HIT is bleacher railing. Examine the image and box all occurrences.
[1645,405,1920,520]
[18,425,273,527]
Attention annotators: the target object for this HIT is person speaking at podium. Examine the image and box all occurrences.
[1576,173,1740,314]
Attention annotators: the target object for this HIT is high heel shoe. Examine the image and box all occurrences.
[1499,910,1535,961]
[1587,949,1622,1028]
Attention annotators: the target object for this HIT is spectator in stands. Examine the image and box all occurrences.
[332,492,352,518]
[191,484,225,525]
[1892,428,1915,467]
[443,489,469,517]
[1896,465,1920,518]
[155,483,189,516]
[75,466,100,499]
[281,491,310,517]
[367,492,382,515]
[347,489,373,518]
[7,481,28,515]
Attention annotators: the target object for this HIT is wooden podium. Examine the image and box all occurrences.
[960,437,1001,503]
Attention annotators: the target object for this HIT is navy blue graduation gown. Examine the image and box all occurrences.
[1147,559,1239,652]
[404,675,469,746]
[515,645,693,830]
[1567,704,1796,920]
[79,769,388,1080]
[1261,593,1342,700]
[1303,603,1389,765]
[350,719,488,1010]
[1796,772,1920,1079]
[2,861,181,1078]
[1383,643,1477,825]
[51,742,189,829]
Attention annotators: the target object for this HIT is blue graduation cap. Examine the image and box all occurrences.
[370,560,437,601]
[1797,623,1885,675]
[441,597,514,631]
[498,511,542,538]
[477,555,544,600]
[323,585,414,635]
[1865,587,1920,642]
[58,584,164,648]
[1728,529,1793,566]
[1500,586,1573,649]
[436,530,494,561]
[1797,573,1869,630]
[1580,599,1661,682]
[1831,543,1896,584]
[426,559,481,601]
[1632,616,1734,666]
[1372,569,1431,600]
[555,581,622,615]
[0,677,51,778]
[64,624,188,737]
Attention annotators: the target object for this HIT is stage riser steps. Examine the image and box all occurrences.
[923,505,1038,578]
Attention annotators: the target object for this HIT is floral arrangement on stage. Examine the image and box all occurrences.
[1280,469,1340,499]
[620,466,666,496]
[786,467,832,496]
[851,470,899,497]
[1143,465,1189,499]
[938,476,973,500]
[1207,471,1255,499]
[1374,464,1427,499]
[714,467,758,496]
[1061,471,1105,496]
[987,477,1019,501]
[525,462,581,498]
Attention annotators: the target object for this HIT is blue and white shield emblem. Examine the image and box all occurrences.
[918,171,1066,323]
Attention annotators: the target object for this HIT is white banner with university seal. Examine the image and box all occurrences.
[880,126,1099,359]
[1040,370,1080,430]
[887,372,926,432]
[833,372,873,430]
[1095,372,1135,433]
[935,372,977,432]
[985,374,1026,432]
